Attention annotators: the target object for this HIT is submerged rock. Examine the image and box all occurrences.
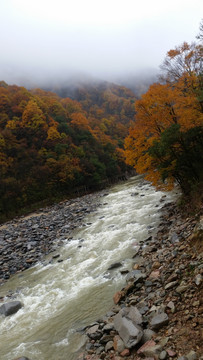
[108,262,122,270]
[0,301,22,316]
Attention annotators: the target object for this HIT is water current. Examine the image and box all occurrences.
[0,176,177,360]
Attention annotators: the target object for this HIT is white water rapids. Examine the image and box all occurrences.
[0,176,177,360]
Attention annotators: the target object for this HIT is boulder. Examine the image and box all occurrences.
[0,301,22,316]
[114,307,143,348]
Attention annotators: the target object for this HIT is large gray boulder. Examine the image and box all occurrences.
[114,306,143,348]
[0,301,22,316]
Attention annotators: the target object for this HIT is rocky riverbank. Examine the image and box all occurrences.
[0,191,104,286]
[0,186,202,360]
[78,202,203,360]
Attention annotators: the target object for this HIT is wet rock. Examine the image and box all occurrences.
[108,262,122,270]
[113,291,125,305]
[126,270,146,283]
[150,313,169,330]
[0,301,22,316]
[86,325,99,335]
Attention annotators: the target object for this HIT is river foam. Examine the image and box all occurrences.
[0,176,177,360]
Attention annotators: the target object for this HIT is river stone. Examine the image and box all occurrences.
[86,324,99,335]
[13,358,30,360]
[150,312,169,330]
[141,329,156,344]
[165,281,178,290]
[126,270,146,283]
[176,284,188,293]
[103,323,115,332]
[137,340,162,357]
[159,350,167,359]
[186,350,197,360]
[194,274,202,286]
[105,341,114,352]
[120,306,143,325]
[114,310,143,348]
[108,262,122,270]
[0,301,22,316]
[113,335,125,353]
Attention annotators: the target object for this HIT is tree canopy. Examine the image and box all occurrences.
[125,39,203,194]
[0,82,136,221]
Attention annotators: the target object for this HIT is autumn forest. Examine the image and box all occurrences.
[0,27,202,222]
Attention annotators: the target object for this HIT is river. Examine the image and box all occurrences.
[0,176,177,360]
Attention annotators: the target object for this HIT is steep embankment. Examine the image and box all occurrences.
[80,202,203,360]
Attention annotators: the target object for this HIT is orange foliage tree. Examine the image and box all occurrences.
[125,41,203,193]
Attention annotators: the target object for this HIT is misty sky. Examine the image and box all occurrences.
[0,0,202,86]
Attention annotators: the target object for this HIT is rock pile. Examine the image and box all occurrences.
[79,202,203,360]
[0,192,102,285]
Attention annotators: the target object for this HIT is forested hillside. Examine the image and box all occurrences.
[0,81,136,221]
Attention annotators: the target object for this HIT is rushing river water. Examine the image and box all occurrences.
[0,176,177,360]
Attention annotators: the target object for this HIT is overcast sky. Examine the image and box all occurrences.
[0,0,202,86]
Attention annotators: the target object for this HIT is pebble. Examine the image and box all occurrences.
[159,350,167,359]
[194,274,202,286]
